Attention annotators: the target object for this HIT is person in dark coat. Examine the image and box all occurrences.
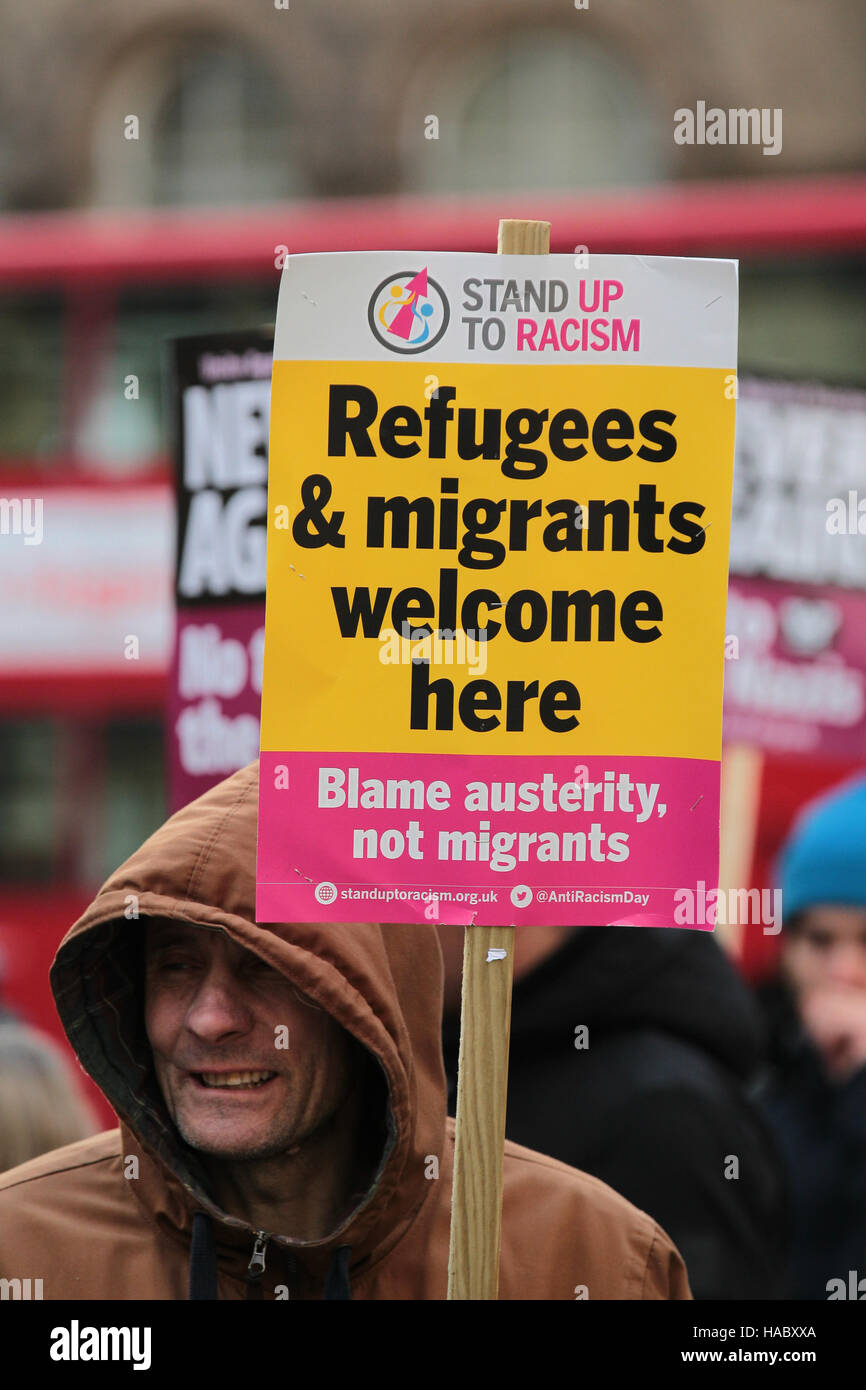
[441,922,787,1300]
[756,773,866,1300]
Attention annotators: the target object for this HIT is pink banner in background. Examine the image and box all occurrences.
[724,576,866,761]
[168,604,264,812]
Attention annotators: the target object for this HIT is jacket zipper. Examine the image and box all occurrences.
[247,1230,269,1280]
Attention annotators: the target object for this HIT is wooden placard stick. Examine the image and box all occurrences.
[447,217,552,1301]
[717,742,764,959]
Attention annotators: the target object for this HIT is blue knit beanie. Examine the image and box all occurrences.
[777,773,866,924]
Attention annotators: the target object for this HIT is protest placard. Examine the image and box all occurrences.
[717,375,866,954]
[723,375,866,761]
[256,249,738,928]
[730,376,866,592]
[167,330,272,811]
[724,575,866,759]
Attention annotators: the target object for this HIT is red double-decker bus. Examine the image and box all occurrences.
[1,175,865,1122]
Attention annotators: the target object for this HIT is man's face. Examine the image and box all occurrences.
[144,921,359,1161]
[783,905,866,997]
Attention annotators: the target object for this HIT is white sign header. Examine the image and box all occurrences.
[274,252,738,369]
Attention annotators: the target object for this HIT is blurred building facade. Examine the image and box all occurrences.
[0,0,863,213]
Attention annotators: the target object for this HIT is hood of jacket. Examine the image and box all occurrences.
[446,923,766,1083]
[49,761,447,1293]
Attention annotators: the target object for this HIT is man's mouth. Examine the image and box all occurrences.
[193,1071,278,1090]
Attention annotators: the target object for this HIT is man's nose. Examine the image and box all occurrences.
[184,970,253,1042]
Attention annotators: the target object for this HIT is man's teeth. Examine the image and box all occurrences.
[199,1071,275,1088]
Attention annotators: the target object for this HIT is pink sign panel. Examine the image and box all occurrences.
[258,751,719,928]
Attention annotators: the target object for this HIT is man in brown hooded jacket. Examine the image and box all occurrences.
[0,763,691,1300]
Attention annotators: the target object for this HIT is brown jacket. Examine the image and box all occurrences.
[0,763,691,1300]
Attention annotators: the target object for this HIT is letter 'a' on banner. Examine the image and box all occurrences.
[255,245,738,930]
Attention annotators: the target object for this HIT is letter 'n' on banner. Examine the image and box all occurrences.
[256,217,739,1298]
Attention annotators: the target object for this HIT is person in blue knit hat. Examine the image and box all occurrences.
[757,772,866,1300]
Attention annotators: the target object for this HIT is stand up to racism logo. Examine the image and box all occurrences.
[367,267,450,354]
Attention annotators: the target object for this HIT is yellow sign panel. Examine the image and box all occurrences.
[262,361,734,758]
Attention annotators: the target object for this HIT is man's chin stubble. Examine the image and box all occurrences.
[182,1127,305,1163]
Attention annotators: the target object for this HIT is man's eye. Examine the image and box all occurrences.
[248,959,278,976]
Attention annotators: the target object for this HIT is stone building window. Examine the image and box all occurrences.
[403,29,667,194]
[90,37,303,207]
